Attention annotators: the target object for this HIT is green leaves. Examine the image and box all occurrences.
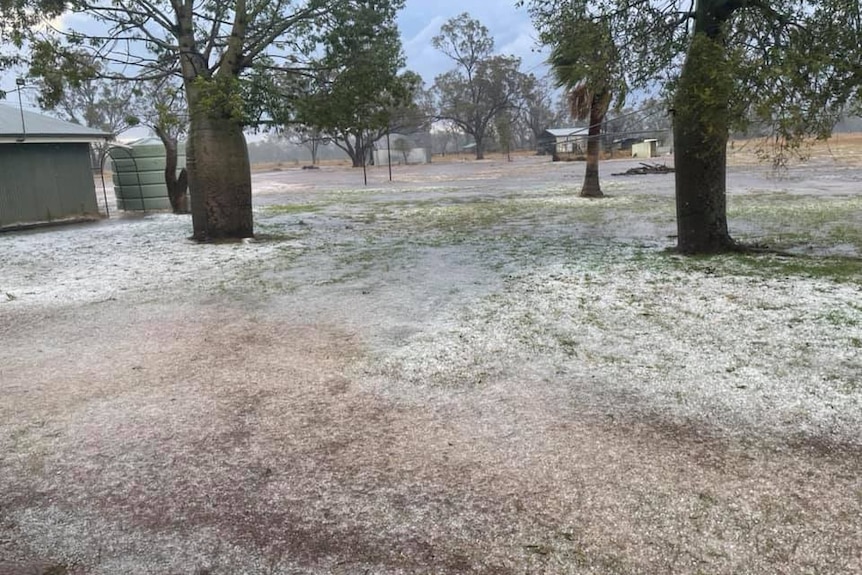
[192,74,245,122]
[524,0,862,148]
[432,12,495,73]
[265,1,420,165]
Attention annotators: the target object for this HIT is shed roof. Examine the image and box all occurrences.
[543,127,590,138]
[0,104,112,143]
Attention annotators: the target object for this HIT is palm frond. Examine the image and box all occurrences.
[568,84,591,121]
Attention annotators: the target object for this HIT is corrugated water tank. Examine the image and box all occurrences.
[109,138,186,211]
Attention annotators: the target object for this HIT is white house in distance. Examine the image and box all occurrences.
[372,132,431,166]
[537,127,590,155]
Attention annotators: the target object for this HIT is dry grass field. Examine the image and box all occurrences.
[728,132,862,166]
[1,138,860,574]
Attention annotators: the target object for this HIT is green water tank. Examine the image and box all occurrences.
[109,138,186,211]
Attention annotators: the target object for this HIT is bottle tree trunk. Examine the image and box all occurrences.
[672,0,737,254]
[175,7,253,241]
[581,91,609,198]
[186,108,253,241]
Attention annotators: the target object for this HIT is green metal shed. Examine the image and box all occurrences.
[0,104,110,230]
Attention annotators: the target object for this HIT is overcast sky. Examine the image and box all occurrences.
[397,1,550,84]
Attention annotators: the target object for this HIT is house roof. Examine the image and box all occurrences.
[0,103,112,143]
[543,127,590,138]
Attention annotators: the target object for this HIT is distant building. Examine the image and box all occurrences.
[373,132,431,165]
[0,104,110,230]
[632,139,659,159]
[613,137,641,152]
[537,127,590,155]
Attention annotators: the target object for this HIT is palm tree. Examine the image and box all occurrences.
[548,18,619,198]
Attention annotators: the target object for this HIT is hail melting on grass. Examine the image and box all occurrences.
[357,241,862,446]
[729,192,862,254]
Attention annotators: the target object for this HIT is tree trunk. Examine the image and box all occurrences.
[348,134,367,168]
[672,1,736,254]
[474,134,484,160]
[176,8,253,241]
[187,113,253,240]
[581,92,608,198]
[154,125,189,214]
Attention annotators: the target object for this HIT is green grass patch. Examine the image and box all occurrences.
[820,308,860,327]
[252,221,310,242]
[728,193,862,250]
[737,255,862,282]
[673,252,862,283]
[262,203,323,215]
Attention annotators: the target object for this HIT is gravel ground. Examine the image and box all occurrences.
[1,153,861,574]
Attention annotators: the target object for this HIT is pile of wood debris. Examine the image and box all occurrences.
[612,163,675,176]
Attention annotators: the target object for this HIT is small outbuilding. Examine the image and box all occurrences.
[0,104,110,230]
[537,127,590,155]
[632,138,659,159]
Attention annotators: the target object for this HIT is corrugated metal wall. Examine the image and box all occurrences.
[0,143,99,228]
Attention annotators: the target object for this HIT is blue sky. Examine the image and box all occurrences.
[397,1,550,84]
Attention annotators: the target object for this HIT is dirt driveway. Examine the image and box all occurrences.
[1,154,861,574]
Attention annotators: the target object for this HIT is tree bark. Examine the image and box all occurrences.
[672,0,737,254]
[154,125,189,214]
[474,133,485,160]
[344,134,367,168]
[176,4,253,241]
[310,139,319,165]
[186,112,253,240]
[581,92,608,198]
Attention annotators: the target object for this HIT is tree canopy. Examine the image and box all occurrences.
[522,0,862,253]
[29,48,142,137]
[431,13,527,160]
[286,5,424,168]
[0,0,64,70]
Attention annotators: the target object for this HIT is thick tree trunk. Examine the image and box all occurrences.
[474,134,484,160]
[672,1,737,254]
[186,114,253,240]
[581,93,607,198]
[347,135,368,168]
[176,10,253,240]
